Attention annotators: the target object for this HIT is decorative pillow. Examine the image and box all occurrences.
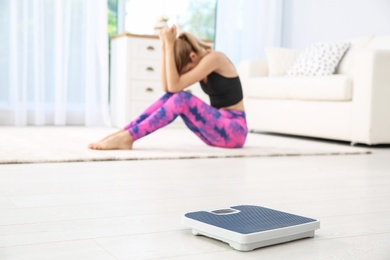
[286,41,350,76]
[265,47,300,76]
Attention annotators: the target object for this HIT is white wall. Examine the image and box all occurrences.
[282,0,390,48]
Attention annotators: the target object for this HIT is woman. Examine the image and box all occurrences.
[88,25,247,150]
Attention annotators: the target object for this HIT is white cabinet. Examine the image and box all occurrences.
[109,33,209,127]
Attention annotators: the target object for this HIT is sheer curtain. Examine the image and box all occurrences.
[215,0,284,65]
[0,0,110,126]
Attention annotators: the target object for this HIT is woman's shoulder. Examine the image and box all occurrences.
[208,50,227,58]
[207,51,237,76]
[203,50,230,64]
[198,50,235,76]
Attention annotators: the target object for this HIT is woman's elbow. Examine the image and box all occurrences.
[167,88,181,93]
[167,85,182,93]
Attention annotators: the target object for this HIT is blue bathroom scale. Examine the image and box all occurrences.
[182,205,320,251]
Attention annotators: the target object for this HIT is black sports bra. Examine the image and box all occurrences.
[199,72,243,109]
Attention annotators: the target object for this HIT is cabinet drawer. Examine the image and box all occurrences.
[130,60,160,80]
[128,38,161,59]
[131,80,165,101]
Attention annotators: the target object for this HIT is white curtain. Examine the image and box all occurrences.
[215,0,284,65]
[0,0,110,126]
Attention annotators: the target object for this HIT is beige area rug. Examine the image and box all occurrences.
[0,126,370,164]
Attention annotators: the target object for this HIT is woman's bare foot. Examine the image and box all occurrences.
[87,128,126,149]
[88,131,133,150]
[100,129,126,142]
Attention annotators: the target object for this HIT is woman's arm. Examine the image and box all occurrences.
[162,26,221,92]
[158,30,168,92]
[165,47,219,92]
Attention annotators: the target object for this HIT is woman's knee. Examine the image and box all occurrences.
[174,90,191,98]
[161,92,174,100]
[171,91,192,103]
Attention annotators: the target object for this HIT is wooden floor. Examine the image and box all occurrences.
[0,138,389,259]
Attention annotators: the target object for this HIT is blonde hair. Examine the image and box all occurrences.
[174,32,212,73]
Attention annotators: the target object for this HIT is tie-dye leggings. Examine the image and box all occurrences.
[123,91,248,148]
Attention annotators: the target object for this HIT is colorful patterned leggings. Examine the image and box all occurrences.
[123,91,248,148]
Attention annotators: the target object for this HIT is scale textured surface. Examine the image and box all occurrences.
[185,205,318,234]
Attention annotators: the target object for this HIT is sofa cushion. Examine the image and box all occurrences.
[336,36,374,75]
[286,41,350,76]
[265,47,300,76]
[244,75,352,101]
[368,36,390,50]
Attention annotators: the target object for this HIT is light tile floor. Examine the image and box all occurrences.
[0,139,389,260]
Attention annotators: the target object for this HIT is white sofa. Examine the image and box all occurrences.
[238,36,390,145]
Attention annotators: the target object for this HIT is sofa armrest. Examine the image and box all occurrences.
[237,60,268,78]
[351,49,390,144]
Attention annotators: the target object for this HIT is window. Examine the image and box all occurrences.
[108,0,118,37]
[121,0,217,41]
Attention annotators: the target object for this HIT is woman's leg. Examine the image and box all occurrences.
[180,108,248,148]
[89,91,247,149]
[123,92,173,130]
[88,93,174,149]
[128,91,248,148]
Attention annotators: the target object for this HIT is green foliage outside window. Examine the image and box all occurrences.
[178,0,216,41]
[108,0,216,41]
[108,0,118,37]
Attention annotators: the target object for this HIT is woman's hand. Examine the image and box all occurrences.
[157,27,166,45]
[160,25,177,47]
[158,25,176,92]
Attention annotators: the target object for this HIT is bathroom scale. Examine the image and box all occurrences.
[182,205,320,251]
